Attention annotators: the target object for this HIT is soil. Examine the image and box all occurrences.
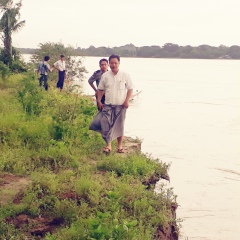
[0,173,30,205]
[5,214,62,238]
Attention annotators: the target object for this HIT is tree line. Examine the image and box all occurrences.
[18,43,240,59]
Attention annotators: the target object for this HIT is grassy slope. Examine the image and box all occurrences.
[0,73,179,240]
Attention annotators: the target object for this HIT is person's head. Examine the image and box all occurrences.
[44,55,50,61]
[99,58,108,73]
[60,54,65,60]
[108,54,120,73]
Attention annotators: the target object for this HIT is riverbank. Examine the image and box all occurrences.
[0,73,179,239]
[0,137,179,239]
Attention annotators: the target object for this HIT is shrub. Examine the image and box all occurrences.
[17,75,45,116]
[0,61,10,80]
[97,153,168,178]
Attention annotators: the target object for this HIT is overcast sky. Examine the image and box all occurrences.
[8,0,240,49]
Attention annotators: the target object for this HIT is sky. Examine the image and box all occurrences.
[5,0,240,49]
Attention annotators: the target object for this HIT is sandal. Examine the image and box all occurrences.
[103,147,111,154]
[117,148,124,153]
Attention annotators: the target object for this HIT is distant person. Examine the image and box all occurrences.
[53,54,66,91]
[37,55,52,91]
[88,58,108,109]
[89,54,133,154]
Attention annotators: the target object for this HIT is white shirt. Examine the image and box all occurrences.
[53,60,66,71]
[98,70,133,105]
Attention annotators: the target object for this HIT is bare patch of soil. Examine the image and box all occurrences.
[0,173,31,205]
[6,214,62,238]
[112,136,141,157]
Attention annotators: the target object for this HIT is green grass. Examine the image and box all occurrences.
[0,73,179,239]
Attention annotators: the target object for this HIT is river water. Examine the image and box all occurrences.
[24,55,240,239]
[81,57,240,240]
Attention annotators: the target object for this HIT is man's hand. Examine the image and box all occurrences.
[123,100,129,108]
[97,90,104,109]
[123,89,133,108]
[97,101,103,110]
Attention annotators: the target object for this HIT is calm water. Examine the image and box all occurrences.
[24,55,240,239]
[81,57,240,240]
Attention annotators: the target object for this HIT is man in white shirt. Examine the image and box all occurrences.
[96,54,133,154]
[53,54,66,91]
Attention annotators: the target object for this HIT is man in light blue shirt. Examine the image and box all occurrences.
[37,55,52,91]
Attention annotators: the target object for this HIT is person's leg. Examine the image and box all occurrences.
[103,142,112,153]
[56,71,61,90]
[39,75,43,86]
[117,136,124,152]
[101,94,105,104]
[43,75,48,91]
[61,70,65,90]
[57,71,64,92]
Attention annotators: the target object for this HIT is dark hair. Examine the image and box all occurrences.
[99,58,108,65]
[44,56,50,61]
[60,54,65,58]
[109,54,120,62]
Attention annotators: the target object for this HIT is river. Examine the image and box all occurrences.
[24,55,240,240]
[82,57,240,240]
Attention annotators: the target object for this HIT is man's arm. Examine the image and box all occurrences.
[123,89,133,108]
[123,73,133,108]
[89,83,97,93]
[52,61,59,71]
[88,71,99,94]
[46,63,52,72]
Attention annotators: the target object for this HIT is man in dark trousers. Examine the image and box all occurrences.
[53,54,66,91]
[37,55,52,90]
[88,58,108,108]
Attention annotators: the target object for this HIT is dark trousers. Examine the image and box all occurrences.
[56,70,65,89]
[39,74,48,91]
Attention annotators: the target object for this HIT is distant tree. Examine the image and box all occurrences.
[117,44,137,57]
[179,45,193,58]
[0,0,25,65]
[162,43,180,57]
[228,45,240,59]
[137,46,161,58]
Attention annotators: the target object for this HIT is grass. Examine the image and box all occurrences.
[0,73,179,239]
